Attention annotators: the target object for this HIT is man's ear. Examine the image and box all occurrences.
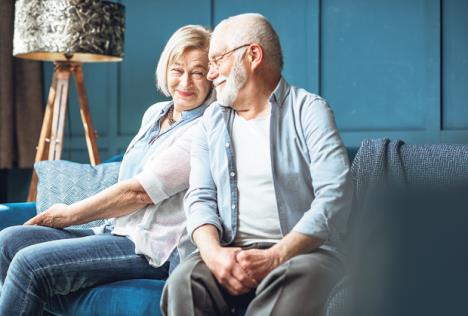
[248,43,263,70]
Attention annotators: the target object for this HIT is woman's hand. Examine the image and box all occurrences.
[24,203,74,228]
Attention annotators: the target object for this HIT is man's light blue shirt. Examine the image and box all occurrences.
[185,78,353,252]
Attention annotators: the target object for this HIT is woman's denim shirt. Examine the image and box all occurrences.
[185,78,353,252]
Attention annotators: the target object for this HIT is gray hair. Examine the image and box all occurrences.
[156,25,211,97]
[213,13,283,74]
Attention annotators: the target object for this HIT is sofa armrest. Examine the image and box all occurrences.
[324,275,351,316]
[0,202,37,230]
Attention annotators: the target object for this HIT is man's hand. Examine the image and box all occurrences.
[236,232,325,283]
[24,203,73,228]
[202,246,258,296]
[236,248,282,283]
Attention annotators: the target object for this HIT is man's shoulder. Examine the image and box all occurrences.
[288,84,328,108]
[285,84,336,127]
[200,101,226,124]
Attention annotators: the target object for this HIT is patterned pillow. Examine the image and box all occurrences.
[34,160,121,229]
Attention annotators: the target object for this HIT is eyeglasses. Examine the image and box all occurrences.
[208,44,250,69]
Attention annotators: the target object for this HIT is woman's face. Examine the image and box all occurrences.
[168,48,211,111]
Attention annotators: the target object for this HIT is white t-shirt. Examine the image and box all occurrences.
[232,109,282,246]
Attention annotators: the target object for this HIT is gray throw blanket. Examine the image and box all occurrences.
[327,138,468,316]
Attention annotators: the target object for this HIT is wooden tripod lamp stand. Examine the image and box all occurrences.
[12,0,125,201]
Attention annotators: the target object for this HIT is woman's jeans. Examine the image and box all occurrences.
[0,225,169,316]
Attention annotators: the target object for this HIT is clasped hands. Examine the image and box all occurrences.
[204,246,282,296]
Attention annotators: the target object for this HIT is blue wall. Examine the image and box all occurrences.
[4,0,466,202]
[44,0,468,164]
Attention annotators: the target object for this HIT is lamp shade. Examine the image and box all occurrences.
[13,0,125,62]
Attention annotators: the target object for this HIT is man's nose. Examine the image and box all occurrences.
[207,66,218,82]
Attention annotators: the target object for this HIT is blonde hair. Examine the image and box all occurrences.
[156,25,211,97]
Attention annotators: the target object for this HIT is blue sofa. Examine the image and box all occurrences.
[0,147,359,316]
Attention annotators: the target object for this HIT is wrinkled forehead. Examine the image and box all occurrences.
[209,24,231,57]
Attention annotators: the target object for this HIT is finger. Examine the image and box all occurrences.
[224,275,250,296]
[24,215,39,226]
[232,264,258,289]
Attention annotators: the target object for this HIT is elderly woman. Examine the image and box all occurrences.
[0,25,213,315]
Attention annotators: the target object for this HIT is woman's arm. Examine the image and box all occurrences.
[26,119,199,229]
[25,179,151,228]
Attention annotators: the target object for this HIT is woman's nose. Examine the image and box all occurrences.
[180,72,192,87]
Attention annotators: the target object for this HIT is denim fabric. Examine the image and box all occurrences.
[185,78,353,251]
[0,225,168,316]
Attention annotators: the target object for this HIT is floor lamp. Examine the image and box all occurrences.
[13,0,125,201]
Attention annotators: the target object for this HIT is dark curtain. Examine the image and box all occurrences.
[0,0,43,169]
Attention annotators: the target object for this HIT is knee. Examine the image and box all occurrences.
[165,258,196,290]
[8,246,45,292]
[164,255,208,296]
[0,226,27,265]
[262,252,342,290]
[293,253,342,283]
[9,246,36,277]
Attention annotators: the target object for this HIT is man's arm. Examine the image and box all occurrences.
[186,115,257,295]
[185,118,224,242]
[292,96,352,241]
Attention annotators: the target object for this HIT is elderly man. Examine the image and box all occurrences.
[162,13,352,315]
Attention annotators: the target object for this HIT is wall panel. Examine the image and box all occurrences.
[118,0,212,137]
[214,0,318,92]
[442,0,468,130]
[41,0,468,163]
[321,0,440,136]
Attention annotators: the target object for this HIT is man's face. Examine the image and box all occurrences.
[207,39,248,107]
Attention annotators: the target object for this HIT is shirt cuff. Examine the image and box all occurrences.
[135,171,168,205]
[186,206,223,243]
[292,211,329,241]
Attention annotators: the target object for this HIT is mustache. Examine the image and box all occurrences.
[213,76,227,87]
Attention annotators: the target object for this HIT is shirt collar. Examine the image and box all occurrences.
[268,77,290,107]
[160,101,209,121]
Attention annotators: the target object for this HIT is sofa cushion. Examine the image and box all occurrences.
[45,279,165,316]
[34,160,121,229]
[0,203,37,230]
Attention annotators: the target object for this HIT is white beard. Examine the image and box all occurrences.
[215,56,247,107]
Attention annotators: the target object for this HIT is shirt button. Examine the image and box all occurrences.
[225,142,230,147]
[231,204,236,209]
[230,172,236,177]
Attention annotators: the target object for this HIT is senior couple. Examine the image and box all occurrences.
[0,13,352,316]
